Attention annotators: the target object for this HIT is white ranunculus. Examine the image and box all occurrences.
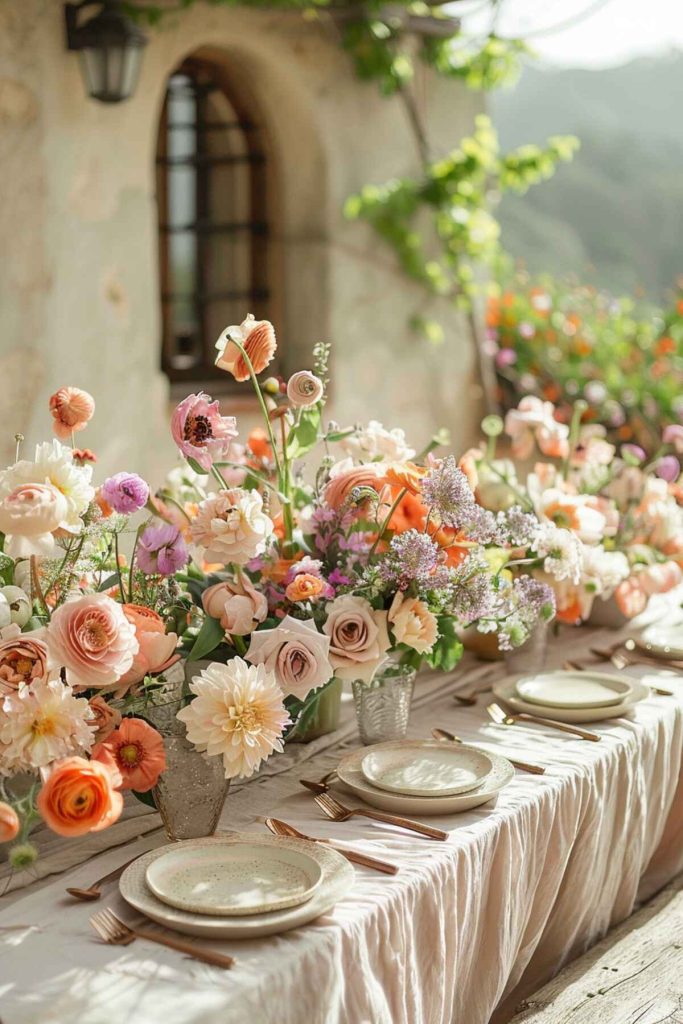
[340,420,415,464]
[246,616,333,700]
[0,586,32,627]
[0,482,69,558]
[189,488,274,566]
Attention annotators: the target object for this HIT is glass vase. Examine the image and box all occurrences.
[289,677,343,743]
[504,621,549,676]
[145,663,230,842]
[351,664,416,746]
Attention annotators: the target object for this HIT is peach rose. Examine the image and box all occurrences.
[202,577,268,636]
[87,695,122,743]
[0,635,50,694]
[37,756,123,837]
[49,387,95,441]
[388,592,438,654]
[215,315,277,381]
[0,801,20,842]
[113,604,179,694]
[47,593,139,690]
[285,574,324,603]
[323,594,390,682]
[324,461,387,513]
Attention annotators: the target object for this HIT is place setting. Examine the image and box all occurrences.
[491,668,651,727]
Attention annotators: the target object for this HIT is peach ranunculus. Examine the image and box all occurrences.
[92,718,166,792]
[215,315,277,381]
[49,387,95,441]
[0,635,50,694]
[388,592,438,654]
[324,460,387,514]
[614,561,683,618]
[202,577,268,636]
[87,695,122,743]
[113,604,180,694]
[322,594,390,683]
[246,616,334,700]
[46,593,139,690]
[287,371,324,408]
[0,482,69,559]
[0,801,20,842]
[190,488,274,566]
[285,574,325,603]
[37,756,123,837]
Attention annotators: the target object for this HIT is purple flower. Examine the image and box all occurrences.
[137,523,189,576]
[422,456,497,540]
[379,530,442,591]
[655,455,681,483]
[100,472,149,515]
[495,348,517,369]
[621,444,646,465]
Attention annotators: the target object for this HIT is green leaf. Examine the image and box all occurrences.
[187,615,225,662]
[97,573,121,593]
[286,406,321,459]
[186,456,208,476]
[426,617,464,672]
[132,788,158,809]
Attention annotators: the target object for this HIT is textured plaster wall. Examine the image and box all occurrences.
[0,0,484,483]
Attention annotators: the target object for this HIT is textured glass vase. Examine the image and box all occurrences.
[289,677,343,743]
[146,664,229,842]
[352,664,416,746]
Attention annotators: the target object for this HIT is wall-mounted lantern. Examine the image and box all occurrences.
[64,1,148,104]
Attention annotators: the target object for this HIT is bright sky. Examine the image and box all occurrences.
[458,0,683,68]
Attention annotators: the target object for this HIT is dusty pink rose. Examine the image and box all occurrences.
[47,594,139,690]
[171,392,238,472]
[202,577,268,636]
[246,616,333,700]
[87,696,122,743]
[0,635,50,694]
[215,315,277,382]
[322,594,390,682]
[49,387,95,441]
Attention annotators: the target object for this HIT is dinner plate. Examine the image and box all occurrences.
[336,741,514,815]
[494,675,649,723]
[636,622,683,659]
[146,841,324,917]
[360,744,493,797]
[120,834,353,939]
[515,671,633,709]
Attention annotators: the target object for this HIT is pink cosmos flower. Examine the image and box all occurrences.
[171,392,238,472]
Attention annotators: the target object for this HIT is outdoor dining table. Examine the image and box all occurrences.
[1,620,682,1024]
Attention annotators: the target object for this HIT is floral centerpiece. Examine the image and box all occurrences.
[462,395,683,624]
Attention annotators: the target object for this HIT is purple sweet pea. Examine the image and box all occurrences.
[655,455,681,483]
[137,523,189,576]
[100,472,150,515]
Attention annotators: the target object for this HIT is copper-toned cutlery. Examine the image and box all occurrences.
[89,907,235,968]
[264,817,399,875]
[67,853,143,902]
[486,702,601,742]
[431,727,546,775]
[313,790,449,841]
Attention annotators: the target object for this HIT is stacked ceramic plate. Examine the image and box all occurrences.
[335,739,515,815]
[636,622,683,659]
[119,833,353,938]
[493,669,650,724]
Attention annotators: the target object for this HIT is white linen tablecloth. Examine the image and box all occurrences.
[1,623,682,1024]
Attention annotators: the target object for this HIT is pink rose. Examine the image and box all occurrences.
[246,616,333,700]
[47,594,139,690]
[323,595,390,682]
[202,577,268,636]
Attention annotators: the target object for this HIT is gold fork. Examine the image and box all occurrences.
[486,701,601,742]
[313,790,449,841]
[300,768,338,794]
[431,727,546,775]
[89,907,235,968]
[264,817,399,875]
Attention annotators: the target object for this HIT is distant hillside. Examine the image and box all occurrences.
[491,53,683,298]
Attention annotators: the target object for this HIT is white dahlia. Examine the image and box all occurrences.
[0,678,94,775]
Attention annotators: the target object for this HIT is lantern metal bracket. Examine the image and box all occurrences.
[64,0,102,50]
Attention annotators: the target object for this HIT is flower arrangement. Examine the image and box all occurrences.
[463,395,683,624]
[0,317,555,866]
[487,271,683,455]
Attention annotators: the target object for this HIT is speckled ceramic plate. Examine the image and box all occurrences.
[515,671,632,709]
[361,743,493,797]
[494,675,649,723]
[146,841,324,916]
[337,740,514,814]
[121,834,353,939]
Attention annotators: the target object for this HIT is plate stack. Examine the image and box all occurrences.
[493,670,650,724]
[637,623,683,659]
[119,833,354,939]
[334,740,515,815]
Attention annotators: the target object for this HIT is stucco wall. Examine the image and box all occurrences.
[0,0,485,484]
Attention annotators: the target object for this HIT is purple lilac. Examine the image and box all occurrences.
[137,522,189,575]
[447,554,496,624]
[421,456,497,539]
[378,529,441,591]
[100,472,149,515]
[495,507,538,548]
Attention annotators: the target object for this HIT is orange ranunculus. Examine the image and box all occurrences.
[49,387,95,441]
[384,462,427,496]
[92,718,166,793]
[324,465,387,513]
[617,424,633,441]
[37,757,123,837]
[262,553,304,584]
[286,574,324,603]
[215,316,277,382]
[0,801,20,842]
[247,427,273,462]
[388,489,428,534]
[95,489,113,518]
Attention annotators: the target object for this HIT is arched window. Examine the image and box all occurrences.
[156,57,271,389]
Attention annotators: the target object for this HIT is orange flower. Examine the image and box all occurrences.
[95,488,113,518]
[0,801,20,843]
[49,387,95,441]
[556,599,583,625]
[656,336,676,355]
[215,315,277,381]
[37,757,123,837]
[388,489,428,533]
[430,526,470,568]
[324,465,387,513]
[286,574,324,602]
[457,450,480,492]
[247,427,273,462]
[262,554,304,584]
[72,448,97,464]
[92,718,166,793]
[384,462,426,496]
